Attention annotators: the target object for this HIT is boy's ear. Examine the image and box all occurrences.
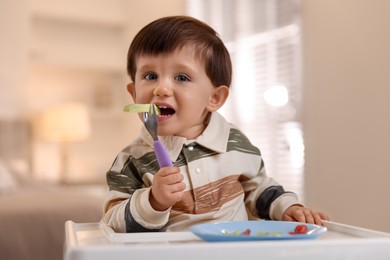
[207,85,229,112]
[127,83,136,101]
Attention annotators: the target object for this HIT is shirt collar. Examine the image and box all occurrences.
[140,112,231,162]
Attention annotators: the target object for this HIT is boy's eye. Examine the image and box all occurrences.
[175,74,190,82]
[144,73,158,80]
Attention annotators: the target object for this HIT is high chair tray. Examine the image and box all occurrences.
[64,220,390,260]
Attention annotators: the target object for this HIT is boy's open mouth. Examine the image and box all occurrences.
[158,106,175,117]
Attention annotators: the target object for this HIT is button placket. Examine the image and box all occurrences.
[187,145,201,175]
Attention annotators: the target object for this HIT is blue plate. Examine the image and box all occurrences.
[190,221,327,242]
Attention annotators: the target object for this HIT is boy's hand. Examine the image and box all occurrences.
[149,166,186,211]
[282,205,330,226]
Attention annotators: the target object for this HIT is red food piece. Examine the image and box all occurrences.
[241,228,251,236]
[294,225,308,234]
[289,224,308,235]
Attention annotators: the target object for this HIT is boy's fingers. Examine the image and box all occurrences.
[176,181,186,191]
[157,166,180,177]
[289,209,305,222]
[283,214,294,222]
[303,210,315,224]
[168,180,186,194]
[319,212,330,221]
[165,172,183,183]
[314,214,324,225]
[157,173,183,186]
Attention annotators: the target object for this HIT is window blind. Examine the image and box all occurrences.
[187,0,304,201]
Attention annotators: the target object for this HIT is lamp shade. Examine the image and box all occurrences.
[38,103,91,142]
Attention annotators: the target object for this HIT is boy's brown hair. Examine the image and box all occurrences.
[127,16,232,88]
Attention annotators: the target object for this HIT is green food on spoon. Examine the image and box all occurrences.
[123,104,160,115]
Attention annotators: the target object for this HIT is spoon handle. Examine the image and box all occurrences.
[154,140,173,167]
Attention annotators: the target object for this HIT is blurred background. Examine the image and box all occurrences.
[1,0,389,235]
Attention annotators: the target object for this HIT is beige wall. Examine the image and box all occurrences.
[302,0,390,232]
[0,0,29,118]
[0,0,186,182]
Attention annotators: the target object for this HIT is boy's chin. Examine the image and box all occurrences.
[157,129,174,137]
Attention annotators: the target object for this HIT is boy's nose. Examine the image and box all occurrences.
[153,84,173,97]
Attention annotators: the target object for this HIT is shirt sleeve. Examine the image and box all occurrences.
[102,190,130,233]
[127,188,170,231]
[102,149,170,232]
[241,154,302,220]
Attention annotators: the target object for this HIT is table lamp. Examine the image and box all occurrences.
[38,103,91,183]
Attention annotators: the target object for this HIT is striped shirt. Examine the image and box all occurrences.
[102,112,300,232]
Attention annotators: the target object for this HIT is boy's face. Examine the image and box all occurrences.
[127,45,229,140]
